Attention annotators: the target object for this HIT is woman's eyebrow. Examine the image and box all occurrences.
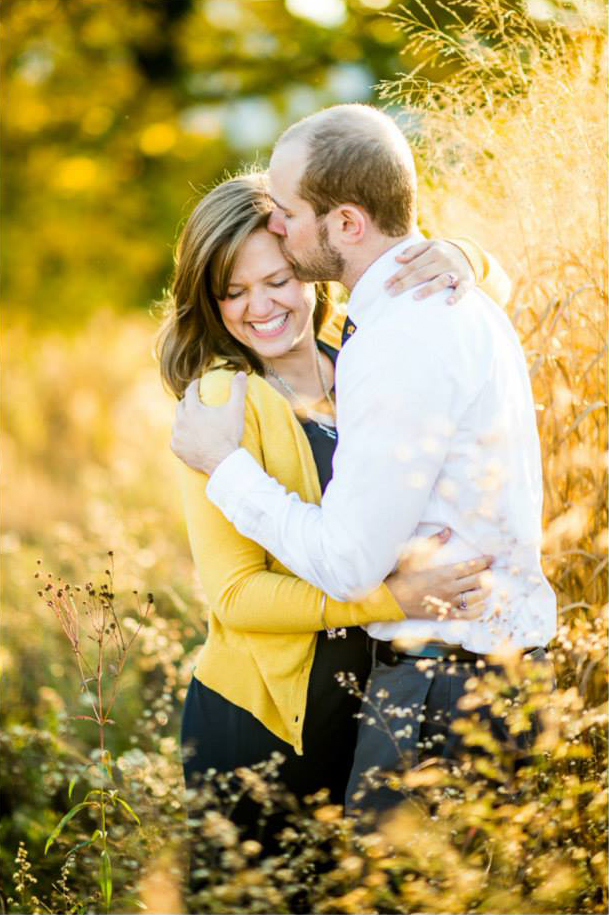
[270,196,291,214]
[227,267,291,287]
[262,267,292,280]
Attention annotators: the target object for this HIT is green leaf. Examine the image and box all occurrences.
[99,849,112,912]
[45,802,93,855]
[114,795,141,825]
[64,829,101,858]
[68,775,78,799]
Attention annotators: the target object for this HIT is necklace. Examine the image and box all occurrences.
[265,348,337,440]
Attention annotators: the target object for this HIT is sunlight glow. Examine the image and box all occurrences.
[286,0,347,28]
[359,0,393,9]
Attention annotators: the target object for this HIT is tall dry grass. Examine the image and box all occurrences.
[1,3,607,913]
[383,0,607,704]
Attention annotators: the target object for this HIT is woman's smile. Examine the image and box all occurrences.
[248,311,290,338]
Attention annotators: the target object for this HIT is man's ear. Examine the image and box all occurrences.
[327,204,367,246]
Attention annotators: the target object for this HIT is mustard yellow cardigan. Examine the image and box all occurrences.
[179,239,509,754]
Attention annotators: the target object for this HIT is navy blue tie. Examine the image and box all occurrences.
[341,315,357,347]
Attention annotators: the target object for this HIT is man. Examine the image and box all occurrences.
[171,104,556,814]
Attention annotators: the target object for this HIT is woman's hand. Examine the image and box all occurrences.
[384,239,475,305]
[385,533,494,621]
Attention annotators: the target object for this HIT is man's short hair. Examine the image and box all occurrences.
[276,104,416,237]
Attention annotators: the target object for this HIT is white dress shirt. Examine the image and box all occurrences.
[207,233,556,652]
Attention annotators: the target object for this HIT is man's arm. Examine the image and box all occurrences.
[204,299,476,601]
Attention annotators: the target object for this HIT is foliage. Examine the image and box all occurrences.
[1,0,607,913]
[39,564,152,913]
[1,0,411,327]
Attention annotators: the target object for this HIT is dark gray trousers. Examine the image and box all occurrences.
[345,646,553,818]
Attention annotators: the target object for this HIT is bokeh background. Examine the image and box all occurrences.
[3,0,440,326]
[1,1,607,913]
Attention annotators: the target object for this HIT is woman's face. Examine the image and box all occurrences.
[216,228,317,361]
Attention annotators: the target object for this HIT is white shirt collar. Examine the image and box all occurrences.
[348,228,426,326]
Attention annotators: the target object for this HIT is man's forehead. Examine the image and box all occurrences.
[271,135,308,167]
[269,138,308,197]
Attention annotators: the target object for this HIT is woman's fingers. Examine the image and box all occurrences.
[446,280,473,306]
[386,264,440,294]
[427,527,451,546]
[450,587,492,620]
[385,243,438,290]
[452,556,494,579]
[401,529,450,571]
[390,240,431,267]
[385,239,475,301]
[414,273,474,304]
[387,268,469,302]
[411,274,456,301]
[453,571,492,595]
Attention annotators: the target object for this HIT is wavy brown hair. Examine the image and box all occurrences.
[157,171,332,399]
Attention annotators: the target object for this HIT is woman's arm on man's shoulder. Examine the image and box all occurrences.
[384,236,512,307]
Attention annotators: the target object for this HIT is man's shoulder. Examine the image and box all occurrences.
[341,286,515,393]
[365,285,497,346]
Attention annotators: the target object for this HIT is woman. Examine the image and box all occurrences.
[158,172,504,843]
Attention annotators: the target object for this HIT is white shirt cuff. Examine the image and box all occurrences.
[206,447,269,521]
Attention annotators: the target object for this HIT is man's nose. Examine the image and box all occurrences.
[268,208,286,237]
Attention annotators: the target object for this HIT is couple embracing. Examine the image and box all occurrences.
[160,104,556,844]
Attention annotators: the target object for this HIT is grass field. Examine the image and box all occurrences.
[1,4,607,913]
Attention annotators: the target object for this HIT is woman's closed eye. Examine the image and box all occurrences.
[269,278,289,288]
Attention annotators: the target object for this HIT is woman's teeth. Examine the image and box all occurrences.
[250,313,289,336]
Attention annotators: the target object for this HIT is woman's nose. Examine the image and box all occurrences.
[247,288,274,317]
[268,208,286,237]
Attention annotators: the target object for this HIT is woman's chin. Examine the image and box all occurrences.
[246,328,296,360]
[249,338,294,360]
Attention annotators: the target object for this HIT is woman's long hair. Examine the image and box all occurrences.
[157,171,332,399]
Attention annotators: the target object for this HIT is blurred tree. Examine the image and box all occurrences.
[0,0,587,325]
[0,0,447,324]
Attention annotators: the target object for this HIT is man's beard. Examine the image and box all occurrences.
[281,220,345,282]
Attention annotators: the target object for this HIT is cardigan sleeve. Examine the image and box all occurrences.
[447,236,512,307]
[179,371,404,634]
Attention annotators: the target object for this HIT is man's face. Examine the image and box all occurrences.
[267,141,345,282]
